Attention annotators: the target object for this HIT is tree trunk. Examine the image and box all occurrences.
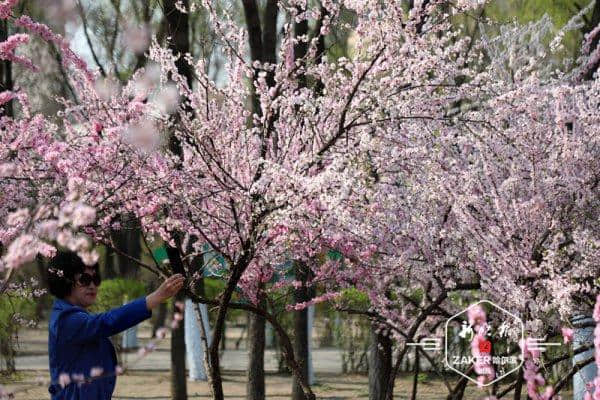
[166,240,188,400]
[241,2,278,398]
[171,290,188,400]
[165,243,188,400]
[580,0,600,80]
[152,301,168,338]
[368,323,393,400]
[410,347,419,400]
[111,214,141,279]
[447,377,468,400]
[0,19,13,117]
[0,334,15,374]
[104,246,116,279]
[186,297,211,381]
[291,303,309,400]
[162,0,192,394]
[207,265,245,399]
[513,367,524,400]
[110,215,141,351]
[186,262,210,381]
[292,262,312,400]
[247,290,266,400]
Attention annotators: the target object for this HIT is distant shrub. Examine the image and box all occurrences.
[0,293,36,374]
[90,278,146,312]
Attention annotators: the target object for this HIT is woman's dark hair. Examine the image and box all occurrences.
[47,251,100,299]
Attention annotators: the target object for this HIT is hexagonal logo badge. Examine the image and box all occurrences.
[444,300,524,386]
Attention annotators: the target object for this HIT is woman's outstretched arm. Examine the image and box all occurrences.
[58,274,185,345]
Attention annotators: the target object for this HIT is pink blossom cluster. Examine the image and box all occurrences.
[467,305,495,387]
[14,15,94,83]
[0,0,17,19]
[285,292,341,311]
[5,277,45,299]
[0,20,176,274]
[520,338,559,400]
[561,326,574,344]
[0,33,37,71]
[0,90,15,106]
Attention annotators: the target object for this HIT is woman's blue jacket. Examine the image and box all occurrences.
[48,297,152,399]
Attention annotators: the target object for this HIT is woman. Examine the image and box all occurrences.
[46,251,185,399]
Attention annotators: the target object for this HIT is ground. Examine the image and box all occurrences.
[3,370,519,399]
[4,322,573,399]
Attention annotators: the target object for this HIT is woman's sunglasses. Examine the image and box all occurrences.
[77,272,101,287]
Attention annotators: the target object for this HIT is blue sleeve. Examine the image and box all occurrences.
[58,296,152,345]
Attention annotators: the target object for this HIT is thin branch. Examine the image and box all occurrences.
[106,238,166,278]
[76,0,107,77]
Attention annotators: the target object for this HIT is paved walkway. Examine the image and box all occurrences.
[16,348,344,373]
[15,323,345,373]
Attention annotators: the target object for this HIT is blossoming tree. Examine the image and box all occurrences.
[2,0,600,400]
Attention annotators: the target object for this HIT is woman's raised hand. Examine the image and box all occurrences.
[146,274,185,310]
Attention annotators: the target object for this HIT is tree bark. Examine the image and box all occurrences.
[152,301,168,338]
[369,324,393,400]
[287,5,313,396]
[162,0,192,396]
[262,0,278,88]
[184,237,212,382]
[241,2,278,399]
[166,245,188,400]
[0,19,13,117]
[104,246,116,279]
[292,261,313,400]
[447,377,468,400]
[163,0,192,160]
[242,0,264,120]
[410,347,419,400]
[292,307,309,400]
[171,291,188,400]
[513,367,524,400]
[293,7,309,88]
[110,213,141,279]
[582,0,600,80]
[205,262,246,399]
[246,289,266,400]
[0,336,16,374]
[35,256,48,320]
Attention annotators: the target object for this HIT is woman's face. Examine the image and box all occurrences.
[65,267,99,309]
